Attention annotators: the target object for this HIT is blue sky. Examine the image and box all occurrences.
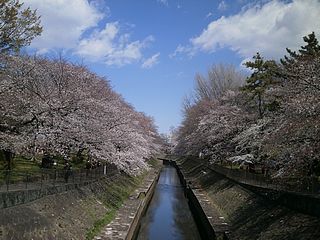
[24,0,320,133]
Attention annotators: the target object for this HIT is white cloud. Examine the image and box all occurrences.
[218,0,228,11]
[24,0,103,51]
[89,0,111,14]
[206,12,213,18]
[169,44,195,58]
[173,0,320,61]
[157,0,168,6]
[142,53,160,69]
[77,22,155,66]
[24,0,155,67]
[76,22,119,60]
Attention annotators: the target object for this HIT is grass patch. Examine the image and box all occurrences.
[148,158,158,168]
[85,209,116,240]
[0,157,41,184]
[0,156,40,171]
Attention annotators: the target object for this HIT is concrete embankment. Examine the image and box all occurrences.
[0,162,161,240]
[171,160,227,240]
[172,156,320,240]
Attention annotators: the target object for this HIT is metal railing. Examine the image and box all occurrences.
[208,163,320,195]
[0,165,118,192]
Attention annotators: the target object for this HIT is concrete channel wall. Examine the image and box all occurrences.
[126,170,160,240]
[167,160,225,240]
[185,186,217,239]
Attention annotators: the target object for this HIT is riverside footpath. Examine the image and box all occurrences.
[94,167,160,240]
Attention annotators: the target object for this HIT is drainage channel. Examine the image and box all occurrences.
[135,164,202,240]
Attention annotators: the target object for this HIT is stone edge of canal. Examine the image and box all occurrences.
[95,159,226,240]
[173,160,229,240]
[94,168,161,240]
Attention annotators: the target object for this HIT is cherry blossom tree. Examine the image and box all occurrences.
[174,64,249,161]
[0,53,163,174]
[174,33,320,178]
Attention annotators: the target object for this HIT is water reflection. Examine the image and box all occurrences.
[136,165,201,240]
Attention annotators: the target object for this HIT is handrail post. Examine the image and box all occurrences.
[6,170,10,192]
[53,170,56,186]
[25,172,28,190]
[104,165,107,176]
[40,172,43,190]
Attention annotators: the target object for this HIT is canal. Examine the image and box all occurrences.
[136,164,201,240]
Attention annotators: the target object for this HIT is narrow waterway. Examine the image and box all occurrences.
[136,164,201,240]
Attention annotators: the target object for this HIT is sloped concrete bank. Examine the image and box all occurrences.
[0,164,161,240]
[204,164,320,218]
[235,182,320,218]
[171,156,320,240]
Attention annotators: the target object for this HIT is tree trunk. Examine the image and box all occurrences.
[3,150,14,170]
